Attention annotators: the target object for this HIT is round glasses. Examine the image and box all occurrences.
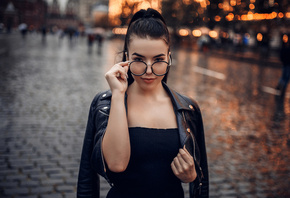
[129,60,171,76]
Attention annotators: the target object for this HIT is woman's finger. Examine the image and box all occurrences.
[173,156,182,172]
[123,65,129,73]
[176,151,187,165]
[183,146,191,155]
[171,162,179,175]
[119,68,128,80]
[119,62,129,77]
[118,61,130,66]
[178,150,194,172]
[179,148,194,166]
[112,64,128,79]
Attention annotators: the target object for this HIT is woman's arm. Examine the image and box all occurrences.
[102,62,131,172]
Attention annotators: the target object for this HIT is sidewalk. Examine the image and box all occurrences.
[211,48,281,67]
[0,34,10,57]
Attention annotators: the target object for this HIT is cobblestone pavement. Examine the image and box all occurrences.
[0,34,289,198]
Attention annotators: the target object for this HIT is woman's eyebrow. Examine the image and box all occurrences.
[153,54,166,58]
[132,53,166,58]
[132,53,145,57]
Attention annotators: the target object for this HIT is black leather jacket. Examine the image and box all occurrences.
[77,82,209,198]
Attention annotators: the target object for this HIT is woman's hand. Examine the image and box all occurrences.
[171,147,197,183]
[105,62,129,95]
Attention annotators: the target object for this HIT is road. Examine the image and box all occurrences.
[0,33,289,198]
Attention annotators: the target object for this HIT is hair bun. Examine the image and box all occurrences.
[143,10,155,18]
[128,8,166,27]
[143,13,155,18]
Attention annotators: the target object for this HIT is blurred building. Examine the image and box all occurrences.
[48,0,61,18]
[46,0,80,30]
[0,0,48,32]
[78,0,109,27]
[66,0,80,17]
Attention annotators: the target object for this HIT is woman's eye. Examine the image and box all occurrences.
[133,58,143,61]
[155,58,164,62]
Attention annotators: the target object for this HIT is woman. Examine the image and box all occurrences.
[77,8,208,198]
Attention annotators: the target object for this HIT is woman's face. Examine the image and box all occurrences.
[128,36,170,91]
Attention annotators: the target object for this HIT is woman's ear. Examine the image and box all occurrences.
[168,52,172,65]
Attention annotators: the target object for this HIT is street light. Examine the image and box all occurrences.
[282,34,288,44]
[257,33,263,42]
[179,29,189,37]
[192,29,202,37]
[209,30,218,39]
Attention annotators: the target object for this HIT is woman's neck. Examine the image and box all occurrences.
[127,82,167,101]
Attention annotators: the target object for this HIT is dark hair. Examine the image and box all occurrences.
[122,8,171,85]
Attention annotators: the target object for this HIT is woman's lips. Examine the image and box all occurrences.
[142,78,156,83]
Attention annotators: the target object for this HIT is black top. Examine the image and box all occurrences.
[106,127,184,198]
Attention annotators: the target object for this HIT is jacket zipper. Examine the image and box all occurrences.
[182,111,197,161]
[99,110,109,117]
[182,111,204,194]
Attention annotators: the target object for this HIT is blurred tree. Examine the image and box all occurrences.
[255,0,273,13]
[206,0,223,29]
[162,0,201,28]
[161,0,179,28]
[120,0,139,26]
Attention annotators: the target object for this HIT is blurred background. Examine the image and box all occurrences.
[0,0,290,53]
[0,0,289,198]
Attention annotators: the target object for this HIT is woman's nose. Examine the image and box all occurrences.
[145,63,153,74]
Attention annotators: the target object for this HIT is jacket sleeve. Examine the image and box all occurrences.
[188,99,209,198]
[196,109,209,197]
[91,109,109,179]
[77,94,102,198]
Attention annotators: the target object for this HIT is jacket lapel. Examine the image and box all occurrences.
[162,82,192,147]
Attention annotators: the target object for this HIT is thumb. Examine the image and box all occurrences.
[183,145,190,155]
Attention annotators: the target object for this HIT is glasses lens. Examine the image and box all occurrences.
[130,61,169,76]
[152,61,168,76]
[130,61,147,76]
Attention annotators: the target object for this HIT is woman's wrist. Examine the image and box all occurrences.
[111,91,126,100]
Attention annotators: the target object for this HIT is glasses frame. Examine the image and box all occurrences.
[129,56,172,76]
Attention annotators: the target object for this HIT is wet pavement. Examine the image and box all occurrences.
[0,33,289,198]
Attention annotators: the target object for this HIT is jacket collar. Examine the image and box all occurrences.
[162,82,193,112]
